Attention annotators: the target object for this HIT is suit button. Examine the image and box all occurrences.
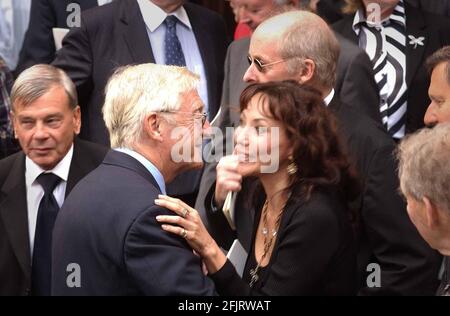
[25,288,31,296]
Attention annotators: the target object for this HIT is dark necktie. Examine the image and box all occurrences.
[164,15,186,67]
[31,173,62,296]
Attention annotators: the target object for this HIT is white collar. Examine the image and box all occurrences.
[137,0,191,33]
[25,144,74,185]
[323,89,335,106]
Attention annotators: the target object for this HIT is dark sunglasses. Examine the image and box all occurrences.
[247,55,288,72]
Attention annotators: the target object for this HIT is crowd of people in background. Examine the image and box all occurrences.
[0,0,450,296]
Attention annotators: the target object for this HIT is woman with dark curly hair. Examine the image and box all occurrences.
[155,81,360,295]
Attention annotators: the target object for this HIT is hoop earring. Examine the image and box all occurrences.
[287,155,298,175]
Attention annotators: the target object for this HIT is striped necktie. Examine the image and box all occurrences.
[358,1,408,139]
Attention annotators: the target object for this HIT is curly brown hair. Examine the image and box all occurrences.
[239,81,360,211]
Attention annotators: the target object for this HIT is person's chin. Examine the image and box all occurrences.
[30,155,57,170]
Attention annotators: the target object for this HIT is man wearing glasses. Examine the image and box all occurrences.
[52,63,216,295]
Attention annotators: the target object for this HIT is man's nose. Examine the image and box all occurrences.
[423,103,437,127]
[243,63,257,82]
[33,122,50,139]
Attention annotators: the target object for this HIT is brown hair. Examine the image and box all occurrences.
[239,81,360,211]
[426,46,450,85]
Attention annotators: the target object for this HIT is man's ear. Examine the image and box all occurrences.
[144,113,163,142]
[9,111,17,139]
[298,59,315,85]
[423,196,439,228]
[73,105,81,135]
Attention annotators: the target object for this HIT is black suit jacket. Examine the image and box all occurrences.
[333,3,450,134]
[51,150,216,295]
[203,96,441,295]
[16,0,99,75]
[0,138,108,296]
[52,0,229,145]
[210,188,357,296]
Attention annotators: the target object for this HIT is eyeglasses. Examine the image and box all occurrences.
[162,111,208,127]
[247,55,288,72]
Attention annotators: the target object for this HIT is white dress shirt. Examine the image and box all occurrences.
[25,145,73,256]
[136,0,209,117]
[0,0,31,70]
[324,89,335,107]
[97,0,113,6]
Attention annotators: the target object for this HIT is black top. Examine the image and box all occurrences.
[209,189,357,296]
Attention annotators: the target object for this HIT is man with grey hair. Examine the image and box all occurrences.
[398,123,450,295]
[0,64,108,296]
[423,46,450,127]
[199,10,440,295]
[51,63,216,295]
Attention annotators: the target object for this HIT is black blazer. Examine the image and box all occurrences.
[203,96,441,295]
[0,138,108,296]
[51,150,216,295]
[52,0,229,145]
[16,0,99,75]
[333,3,450,134]
[209,188,357,296]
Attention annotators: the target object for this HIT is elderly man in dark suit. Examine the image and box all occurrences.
[51,63,216,296]
[197,10,441,295]
[52,0,229,206]
[397,123,450,296]
[0,64,108,296]
[16,0,112,75]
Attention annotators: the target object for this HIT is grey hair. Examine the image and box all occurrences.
[426,45,450,86]
[277,10,340,89]
[102,63,199,149]
[11,64,78,111]
[397,123,450,213]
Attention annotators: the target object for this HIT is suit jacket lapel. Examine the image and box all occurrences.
[404,4,429,88]
[0,153,31,281]
[66,139,92,197]
[119,0,155,64]
[334,17,359,45]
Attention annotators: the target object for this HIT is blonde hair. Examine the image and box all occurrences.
[11,64,77,111]
[102,63,199,148]
[397,123,450,213]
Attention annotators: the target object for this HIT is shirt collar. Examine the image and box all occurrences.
[25,144,74,186]
[352,0,406,35]
[323,89,335,107]
[114,148,166,195]
[137,0,192,33]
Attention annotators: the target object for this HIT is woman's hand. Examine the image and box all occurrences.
[155,195,227,273]
[215,155,243,206]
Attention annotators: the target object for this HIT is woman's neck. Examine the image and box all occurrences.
[259,167,291,212]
